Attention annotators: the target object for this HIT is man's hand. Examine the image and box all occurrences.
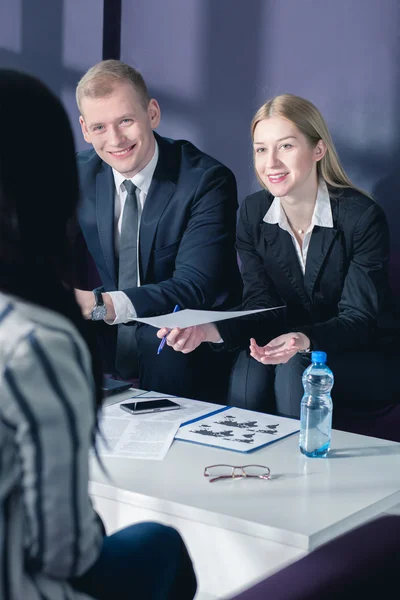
[74,289,116,321]
[249,332,310,365]
[156,323,221,354]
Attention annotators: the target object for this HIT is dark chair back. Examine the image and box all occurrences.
[334,403,400,442]
[230,515,400,599]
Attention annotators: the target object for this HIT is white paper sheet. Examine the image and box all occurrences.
[103,392,224,425]
[97,393,225,460]
[97,411,179,460]
[134,306,284,329]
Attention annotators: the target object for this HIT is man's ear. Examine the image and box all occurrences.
[314,139,327,162]
[148,99,161,130]
[79,115,91,144]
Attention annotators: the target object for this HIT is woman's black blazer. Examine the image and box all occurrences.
[217,186,393,354]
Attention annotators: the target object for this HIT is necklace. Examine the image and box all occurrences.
[284,212,311,236]
[293,224,311,235]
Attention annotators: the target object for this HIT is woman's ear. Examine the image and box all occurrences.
[314,139,327,162]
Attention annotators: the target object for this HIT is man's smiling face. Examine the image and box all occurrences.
[79,81,160,178]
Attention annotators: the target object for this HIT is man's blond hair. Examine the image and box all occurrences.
[76,59,150,113]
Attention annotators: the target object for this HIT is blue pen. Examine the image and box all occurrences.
[157,304,180,355]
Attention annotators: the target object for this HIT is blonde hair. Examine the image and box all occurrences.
[251,94,371,197]
[76,59,150,113]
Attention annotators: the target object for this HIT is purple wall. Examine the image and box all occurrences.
[0,0,103,150]
[120,0,400,287]
[1,1,399,286]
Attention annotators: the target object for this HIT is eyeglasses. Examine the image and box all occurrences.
[204,464,271,483]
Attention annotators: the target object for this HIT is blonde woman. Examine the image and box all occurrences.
[157,94,398,418]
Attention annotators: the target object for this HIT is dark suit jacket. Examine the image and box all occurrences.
[217,186,393,354]
[75,132,242,314]
[72,133,242,399]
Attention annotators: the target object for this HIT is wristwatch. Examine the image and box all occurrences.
[299,346,312,354]
[296,332,312,354]
[90,289,107,321]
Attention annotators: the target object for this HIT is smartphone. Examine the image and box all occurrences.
[120,398,181,415]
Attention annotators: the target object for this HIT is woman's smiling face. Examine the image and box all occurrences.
[253,116,325,200]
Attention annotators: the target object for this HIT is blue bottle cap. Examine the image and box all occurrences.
[312,350,327,363]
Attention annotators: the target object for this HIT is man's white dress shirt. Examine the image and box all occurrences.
[106,143,159,324]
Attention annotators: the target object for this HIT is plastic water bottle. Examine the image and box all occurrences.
[299,351,334,458]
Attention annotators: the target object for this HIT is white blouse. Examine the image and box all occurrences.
[263,180,334,274]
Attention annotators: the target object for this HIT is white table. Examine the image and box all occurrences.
[90,390,400,599]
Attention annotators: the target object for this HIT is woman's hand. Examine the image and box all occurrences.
[249,332,310,365]
[156,323,221,354]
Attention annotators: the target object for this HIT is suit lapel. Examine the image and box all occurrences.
[139,134,177,281]
[96,165,117,286]
[262,223,311,308]
[303,227,337,297]
[262,194,339,307]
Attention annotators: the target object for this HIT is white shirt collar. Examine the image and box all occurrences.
[112,140,159,195]
[263,179,333,229]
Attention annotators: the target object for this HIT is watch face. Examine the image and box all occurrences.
[91,305,107,321]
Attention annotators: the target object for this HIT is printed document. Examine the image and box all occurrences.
[176,406,300,453]
[97,393,224,460]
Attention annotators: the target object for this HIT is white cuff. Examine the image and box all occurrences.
[104,291,137,325]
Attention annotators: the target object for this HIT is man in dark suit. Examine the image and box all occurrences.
[71,60,242,401]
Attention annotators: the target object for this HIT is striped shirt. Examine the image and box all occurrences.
[0,293,102,599]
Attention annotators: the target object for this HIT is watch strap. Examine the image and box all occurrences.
[93,288,104,306]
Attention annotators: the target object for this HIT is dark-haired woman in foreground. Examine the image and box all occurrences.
[0,70,196,600]
[158,94,398,419]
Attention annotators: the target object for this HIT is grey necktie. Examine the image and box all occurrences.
[115,180,139,379]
